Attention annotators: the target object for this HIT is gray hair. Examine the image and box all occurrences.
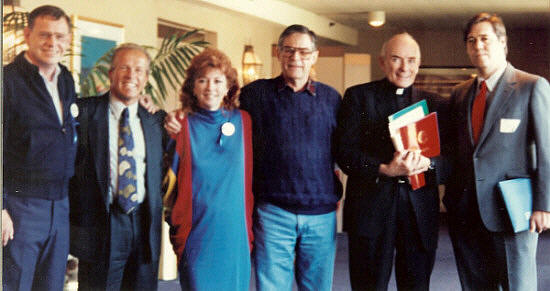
[277,24,318,50]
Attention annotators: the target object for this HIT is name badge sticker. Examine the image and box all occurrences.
[500,118,520,133]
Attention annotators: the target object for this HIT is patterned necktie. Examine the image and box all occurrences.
[117,108,138,213]
[471,81,487,144]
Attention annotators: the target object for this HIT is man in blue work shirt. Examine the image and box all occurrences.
[3,5,77,291]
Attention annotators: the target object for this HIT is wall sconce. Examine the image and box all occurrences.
[368,11,385,27]
[3,2,28,65]
[242,45,262,85]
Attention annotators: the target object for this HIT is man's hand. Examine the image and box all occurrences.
[379,151,430,177]
[2,209,14,246]
[529,210,550,233]
[139,94,159,114]
[164,110,184,135]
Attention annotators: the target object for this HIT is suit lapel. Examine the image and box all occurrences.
[459,79,477,146]
[138,106,157,214]
[90,93,110,208]
[57,70,74,124]
[477,64,516,148]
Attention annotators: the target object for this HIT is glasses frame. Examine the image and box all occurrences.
[280,45,316,59]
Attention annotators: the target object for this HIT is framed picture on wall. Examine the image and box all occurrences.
[414,66,477,99]
[71,15,124,94]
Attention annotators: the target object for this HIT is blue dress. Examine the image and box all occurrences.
[170,108,253,291]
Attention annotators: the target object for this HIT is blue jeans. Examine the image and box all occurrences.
[253,202,336,291]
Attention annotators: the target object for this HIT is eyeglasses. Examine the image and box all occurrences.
[280,46,315,59]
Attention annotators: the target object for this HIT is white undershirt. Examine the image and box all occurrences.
[32,58,63,124]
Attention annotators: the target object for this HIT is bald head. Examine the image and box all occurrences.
[379,33,421,88]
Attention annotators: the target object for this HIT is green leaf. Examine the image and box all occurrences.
[78,30,207,105]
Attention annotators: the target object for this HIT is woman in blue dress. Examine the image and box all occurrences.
[166,48,253,290]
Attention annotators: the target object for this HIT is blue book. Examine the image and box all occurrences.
[498,178,533,233]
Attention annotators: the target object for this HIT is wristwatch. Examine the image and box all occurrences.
[428,159,435,170]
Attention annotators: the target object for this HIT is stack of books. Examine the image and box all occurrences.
[388,100,440,190]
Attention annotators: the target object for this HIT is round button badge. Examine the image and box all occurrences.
[70,103,79,118]
[221,122,235,136]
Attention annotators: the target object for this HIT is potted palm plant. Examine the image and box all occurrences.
[80,30,207,105]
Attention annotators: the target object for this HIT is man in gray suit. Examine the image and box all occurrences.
[444,12,550,290]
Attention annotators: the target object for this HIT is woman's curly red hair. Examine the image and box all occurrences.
[180,48,240,113]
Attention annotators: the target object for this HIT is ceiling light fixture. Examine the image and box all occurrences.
[368,11,385,27]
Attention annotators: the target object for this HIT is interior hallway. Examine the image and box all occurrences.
[158,216,550,290]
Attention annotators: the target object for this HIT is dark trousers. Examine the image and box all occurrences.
[448,203,538,291]
[78,204,159,291]
[348,184,436,291]
[2,196,70,291]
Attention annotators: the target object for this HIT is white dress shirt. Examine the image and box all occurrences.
[476,63,507,95]
[32,58,64,124]
[108,97,147,205]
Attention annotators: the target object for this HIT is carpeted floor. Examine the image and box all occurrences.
[159,217,550,290]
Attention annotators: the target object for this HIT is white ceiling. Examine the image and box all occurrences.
[278,0,550,31]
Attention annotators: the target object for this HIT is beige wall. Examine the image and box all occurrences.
[18,1,550,91]
[20,0,282,77]
[20,0,283,109]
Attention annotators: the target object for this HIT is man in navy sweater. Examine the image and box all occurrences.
[240,25,342,291]
[3,5,78,291]
[164,24,342,291]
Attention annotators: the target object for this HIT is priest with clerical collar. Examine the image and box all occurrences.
[334,32,448,290]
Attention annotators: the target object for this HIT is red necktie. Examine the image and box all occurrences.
[471,81,487,144]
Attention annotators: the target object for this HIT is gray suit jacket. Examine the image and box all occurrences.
[444,64,550,232]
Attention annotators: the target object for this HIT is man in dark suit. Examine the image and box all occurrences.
[3,5,78,291]
[335,33,447,290]
[69,43,166,290]
[444,13,550,291]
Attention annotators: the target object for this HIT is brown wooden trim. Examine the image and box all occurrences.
[318,46,345,57]
[76,15,124,28]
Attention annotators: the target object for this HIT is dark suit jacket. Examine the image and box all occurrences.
[335,79,448,250]
[69,93,166,262]
[444,64,550,232]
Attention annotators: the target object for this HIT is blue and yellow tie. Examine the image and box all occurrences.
[117,108,138,213]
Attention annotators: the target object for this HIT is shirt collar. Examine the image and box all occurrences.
[477,63,507,92]
[108,94,139,120]
[24,52,61,83]
[275,75,317,96]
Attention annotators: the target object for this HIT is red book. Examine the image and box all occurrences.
[397,112,440,190]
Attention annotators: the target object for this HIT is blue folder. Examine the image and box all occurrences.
[497,178,533,233]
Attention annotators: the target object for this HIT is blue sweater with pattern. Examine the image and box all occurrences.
[240,76,342,214]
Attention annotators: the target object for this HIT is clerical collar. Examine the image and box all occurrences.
[384,79,411,96]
